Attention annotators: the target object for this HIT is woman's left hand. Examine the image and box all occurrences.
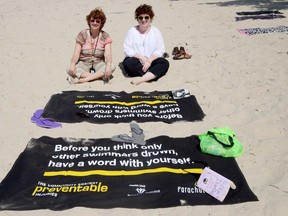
[104,67,112,81]
[142,60,151,72]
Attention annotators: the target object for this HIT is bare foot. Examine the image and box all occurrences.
[131,79,142,85]
[67,76,79,84]
[131,72,156,85]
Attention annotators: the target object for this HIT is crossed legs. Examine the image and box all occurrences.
[67,61,115,84]
[123,57,169,85]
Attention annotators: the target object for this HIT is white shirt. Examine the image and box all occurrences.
[124,25,166,58]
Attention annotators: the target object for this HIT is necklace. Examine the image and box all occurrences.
[91,36,99,56]
[89,30,100,56]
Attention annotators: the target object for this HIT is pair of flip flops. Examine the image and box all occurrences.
[172,46,192,60]
[31,109,62,129]
[111,121,146,145]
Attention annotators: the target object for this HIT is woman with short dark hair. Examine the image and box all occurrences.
[123,4,169,85]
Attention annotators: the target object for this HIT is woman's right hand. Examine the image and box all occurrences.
[139,56,148,65]
[68,64,76,76]
[142,60,151,72]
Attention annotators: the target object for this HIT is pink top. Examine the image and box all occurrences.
[76,29,112,64]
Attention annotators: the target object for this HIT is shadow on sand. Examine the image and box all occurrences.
[205,0,288,11]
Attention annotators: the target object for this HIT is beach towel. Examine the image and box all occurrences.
[238,25,288,36]
[41,90,205,124]
[235,14,285,22]
[236,10,283,16]
[0,135,258,210]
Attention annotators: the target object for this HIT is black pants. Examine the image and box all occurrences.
[123,57,169,78]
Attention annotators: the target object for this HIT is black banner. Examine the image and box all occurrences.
[0,136,258,210]
[41,91,205,123]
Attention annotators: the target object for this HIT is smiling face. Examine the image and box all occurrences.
[89,17,103,30]
[137,14,151,27]
[134,4,155,23]
[86,8,106,30]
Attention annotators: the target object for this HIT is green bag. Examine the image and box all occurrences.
[198,127,244,157]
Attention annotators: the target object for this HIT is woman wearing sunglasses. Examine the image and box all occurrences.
[123,4,169,85]
[67,8,115,84]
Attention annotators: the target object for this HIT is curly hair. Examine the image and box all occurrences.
[134,4,155,20]
[86,8,106,28]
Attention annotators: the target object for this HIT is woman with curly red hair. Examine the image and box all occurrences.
[67,8,115,84]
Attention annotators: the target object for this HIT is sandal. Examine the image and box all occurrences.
[180,46,192,59]
[172,47,180,55]
[172,46,192,60]
[173,52,184,60]
[36,118,62,129]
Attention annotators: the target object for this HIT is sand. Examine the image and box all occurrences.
[0,0,287,215]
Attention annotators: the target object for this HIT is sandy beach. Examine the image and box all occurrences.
[0,0,288,215]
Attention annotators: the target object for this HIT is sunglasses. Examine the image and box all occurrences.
[90,19,101,24]
[138,15,150,21]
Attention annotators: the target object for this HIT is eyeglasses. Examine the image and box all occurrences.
[90,19,101,24]
[138,15,150,21]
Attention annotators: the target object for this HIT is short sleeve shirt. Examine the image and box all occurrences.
[76,29,112,64]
